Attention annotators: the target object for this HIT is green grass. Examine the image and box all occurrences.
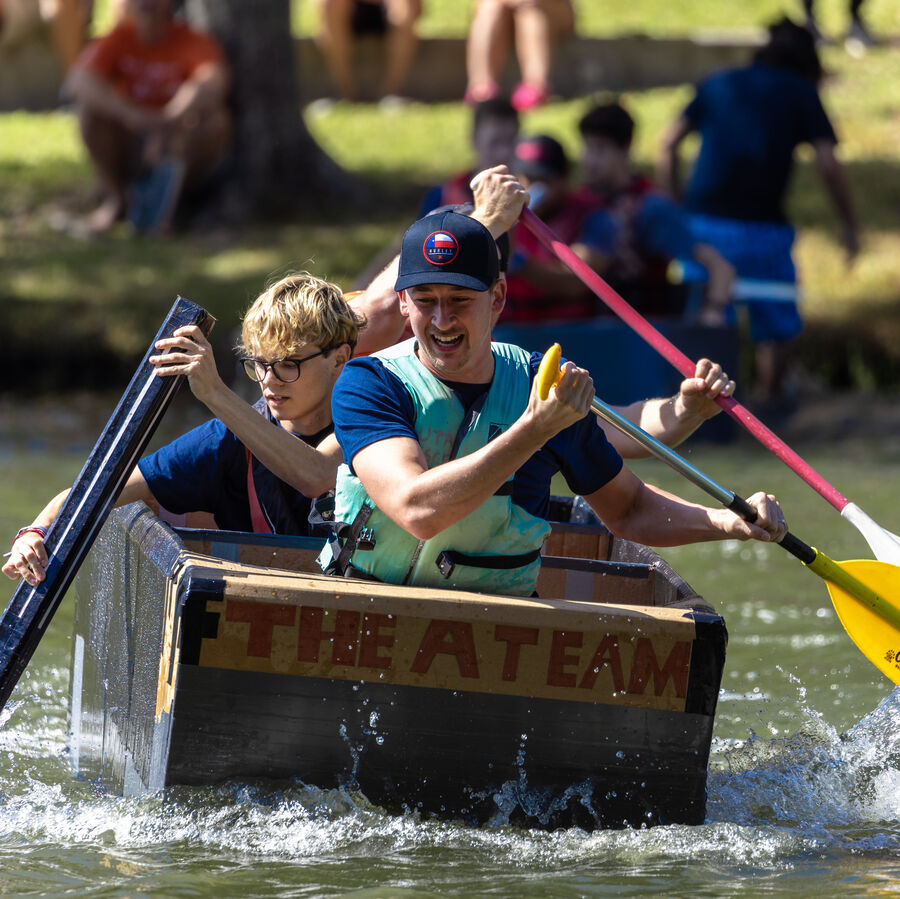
[3,3,900,388]
[288,0,900,38]
[91,0,900,38]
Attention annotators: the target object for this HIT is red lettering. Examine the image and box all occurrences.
[547,630,583,687]
[627,638,691,697]
[411,620,479,678]
[358,613,395,669]
[578,634,625,692]
[226,601,296,658]
[298,606,361,665]
[494,625,539,681]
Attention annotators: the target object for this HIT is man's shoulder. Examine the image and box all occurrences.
[337,353,410,406]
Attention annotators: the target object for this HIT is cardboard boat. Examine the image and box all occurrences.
[69,499,727,830]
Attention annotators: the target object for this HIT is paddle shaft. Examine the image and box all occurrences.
[582,386,900,629]
[520,206,849,512]
[583,388,814,563]
[0,297,213,712]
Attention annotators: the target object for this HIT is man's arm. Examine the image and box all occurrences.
[602,358,734,458]
[161,60,229,125]
[657,115,693,199]
[64,66,161,132]
[691,242,734,324]
[2,468,156,586]
[347,258,408,356]
[351,363,595,539]
[584,465,787,547]
[813,138,860,265]
[150,326,341,497]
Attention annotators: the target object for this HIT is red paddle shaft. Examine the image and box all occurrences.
[520,206,849,512]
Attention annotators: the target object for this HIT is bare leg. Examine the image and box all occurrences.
[516,0,573,83]
[847,0,874,43]
[754,339,793,400]
[77,106,137,231]
[510,0,573,109]
[466,0,514,102]
[316,0,358,100]
[178,106,232,186]
[48,0,90,72]
[147,105,232,233]
[381,0,421,97]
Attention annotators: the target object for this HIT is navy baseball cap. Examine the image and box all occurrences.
[425,202,511,274]
[395,211,500,292]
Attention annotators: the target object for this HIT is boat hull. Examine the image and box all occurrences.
[70,503,727,829]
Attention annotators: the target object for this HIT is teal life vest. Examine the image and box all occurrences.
[320,339,550,596]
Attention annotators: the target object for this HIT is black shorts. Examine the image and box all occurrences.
[352,0,388,35]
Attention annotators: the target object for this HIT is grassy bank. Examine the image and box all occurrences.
[2,1,900,392]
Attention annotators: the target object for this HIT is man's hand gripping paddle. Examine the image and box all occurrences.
[537,343,900,685]
[477,169,900,565]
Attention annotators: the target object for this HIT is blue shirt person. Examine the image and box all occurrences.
[324,208,789,596]
[658,17,859,398]
[4,273,361,587]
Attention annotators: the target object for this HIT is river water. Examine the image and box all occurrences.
[0,405,898,897]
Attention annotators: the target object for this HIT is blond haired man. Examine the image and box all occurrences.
[5,273,361,587]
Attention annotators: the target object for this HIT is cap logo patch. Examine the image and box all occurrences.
[423,230,459,266]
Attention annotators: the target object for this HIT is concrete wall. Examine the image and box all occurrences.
[0,31,761,112]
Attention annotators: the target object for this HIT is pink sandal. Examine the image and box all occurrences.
[511,82,549,112]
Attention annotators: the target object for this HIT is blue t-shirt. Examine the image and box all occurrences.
[138,399,331,534]
[634,193,697,261]
[579,208,618,255]
[683,62,837,223]
[332,350,624,521]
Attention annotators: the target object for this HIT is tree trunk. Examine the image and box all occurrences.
[185,0,356,219]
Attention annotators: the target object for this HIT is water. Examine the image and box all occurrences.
[0,417,898,896]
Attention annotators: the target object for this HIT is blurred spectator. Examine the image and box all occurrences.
[465,0,574,111]
[505,134,616,322]
[315,0,421,102]
[0,0,92,71]
[576,101,734,322]
[64,0,231,234]
[803,0,874,46]
[658,17,859,400]
[419,98,520,216]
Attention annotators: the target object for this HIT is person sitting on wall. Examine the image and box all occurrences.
[315,0,422,103]
[464,0,575,111]
[4,273,362,587]
[321,205,788,595]
[576,101,735,323]
[0,0,93,72]
[63,0,231,233]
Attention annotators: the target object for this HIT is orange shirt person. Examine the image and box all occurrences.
[65,0,231,234]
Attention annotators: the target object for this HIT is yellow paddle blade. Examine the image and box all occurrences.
[822,558,900,686]
[536,343,562,400]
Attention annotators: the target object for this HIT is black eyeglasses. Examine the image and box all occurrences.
[239,349,328,383]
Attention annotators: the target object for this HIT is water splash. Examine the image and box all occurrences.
[0,656,898,895]
[708,686,900,854]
